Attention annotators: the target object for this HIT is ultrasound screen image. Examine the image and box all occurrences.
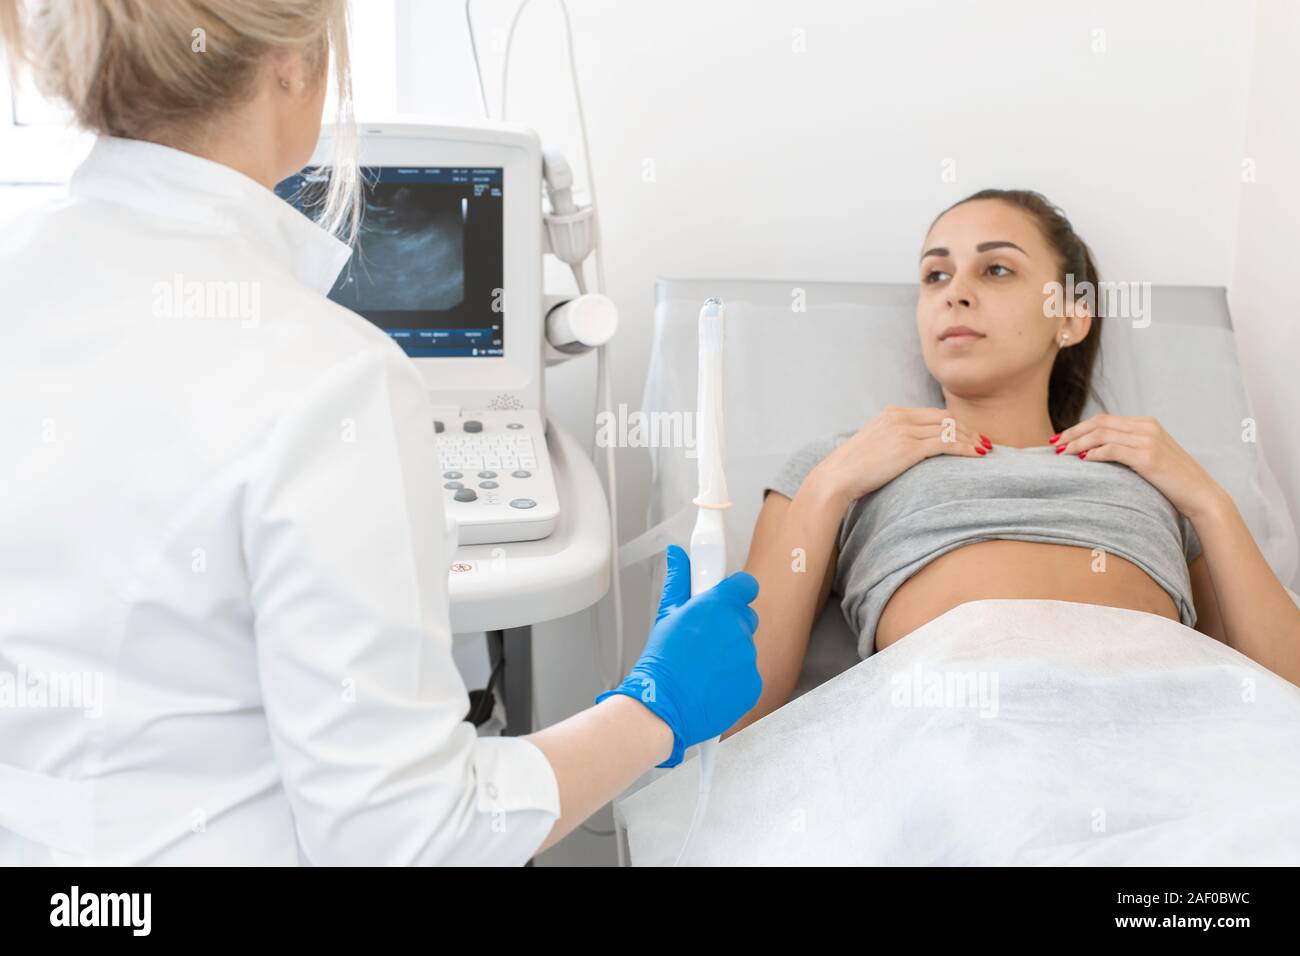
[333,183,466,311]
[276,166,504,358]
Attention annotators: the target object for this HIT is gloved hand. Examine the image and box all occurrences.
[596,544,762,767]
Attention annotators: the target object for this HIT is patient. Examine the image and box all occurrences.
[727,189,1300,736]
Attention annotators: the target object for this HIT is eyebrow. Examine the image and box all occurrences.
[920,240,1028,261]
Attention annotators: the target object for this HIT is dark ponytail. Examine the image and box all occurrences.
[935,189,1105,434]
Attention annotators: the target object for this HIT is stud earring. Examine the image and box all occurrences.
[1060,331,1070,347]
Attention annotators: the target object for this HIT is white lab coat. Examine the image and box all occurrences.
[0,136,560,865]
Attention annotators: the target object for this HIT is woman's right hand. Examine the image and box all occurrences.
[809,405,991,505]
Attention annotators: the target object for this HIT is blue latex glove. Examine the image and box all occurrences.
[596,545,762,767]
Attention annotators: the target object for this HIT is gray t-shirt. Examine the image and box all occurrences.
[766,433,1203,657]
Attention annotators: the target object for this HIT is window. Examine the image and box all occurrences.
[0,62,92,184]
[0,1,397,186]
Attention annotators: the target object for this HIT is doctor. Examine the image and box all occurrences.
[0,0,761,864]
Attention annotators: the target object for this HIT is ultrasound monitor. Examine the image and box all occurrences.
[278,122,545,414]
[274,123,558,546]
[276,165,505,359]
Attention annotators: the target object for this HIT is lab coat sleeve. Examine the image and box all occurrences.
[242,343,561,865]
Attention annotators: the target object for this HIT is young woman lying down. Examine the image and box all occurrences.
[727,189,1300,738]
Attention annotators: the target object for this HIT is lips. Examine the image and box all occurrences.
[940,325,984,342]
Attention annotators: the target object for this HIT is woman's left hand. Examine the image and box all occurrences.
[1053,415,1225,520]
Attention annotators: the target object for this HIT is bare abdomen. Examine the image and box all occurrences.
[873,539,1180,653]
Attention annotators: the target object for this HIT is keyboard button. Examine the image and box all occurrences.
[477,471,497,479]
[444,481,463,490]
[509,498,537,509]
[479,481,499,489]
[463,420,483,433]
[443,471,462,480]
[434,420,445,433]
[507,422,524,429]
[512,470,531,479]
[454,489,478,502]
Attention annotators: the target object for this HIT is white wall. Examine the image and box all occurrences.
[1230,0,1300,591]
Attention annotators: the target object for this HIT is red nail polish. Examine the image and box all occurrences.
[976,446,986,455]
[1049,433,1060,443]
[1056,445,1066,454]
[1079,451,1087,459]
[980,434,992,449]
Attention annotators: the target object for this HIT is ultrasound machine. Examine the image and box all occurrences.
[277,123,609,546]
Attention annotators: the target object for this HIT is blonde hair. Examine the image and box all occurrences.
[0,0,360,241]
